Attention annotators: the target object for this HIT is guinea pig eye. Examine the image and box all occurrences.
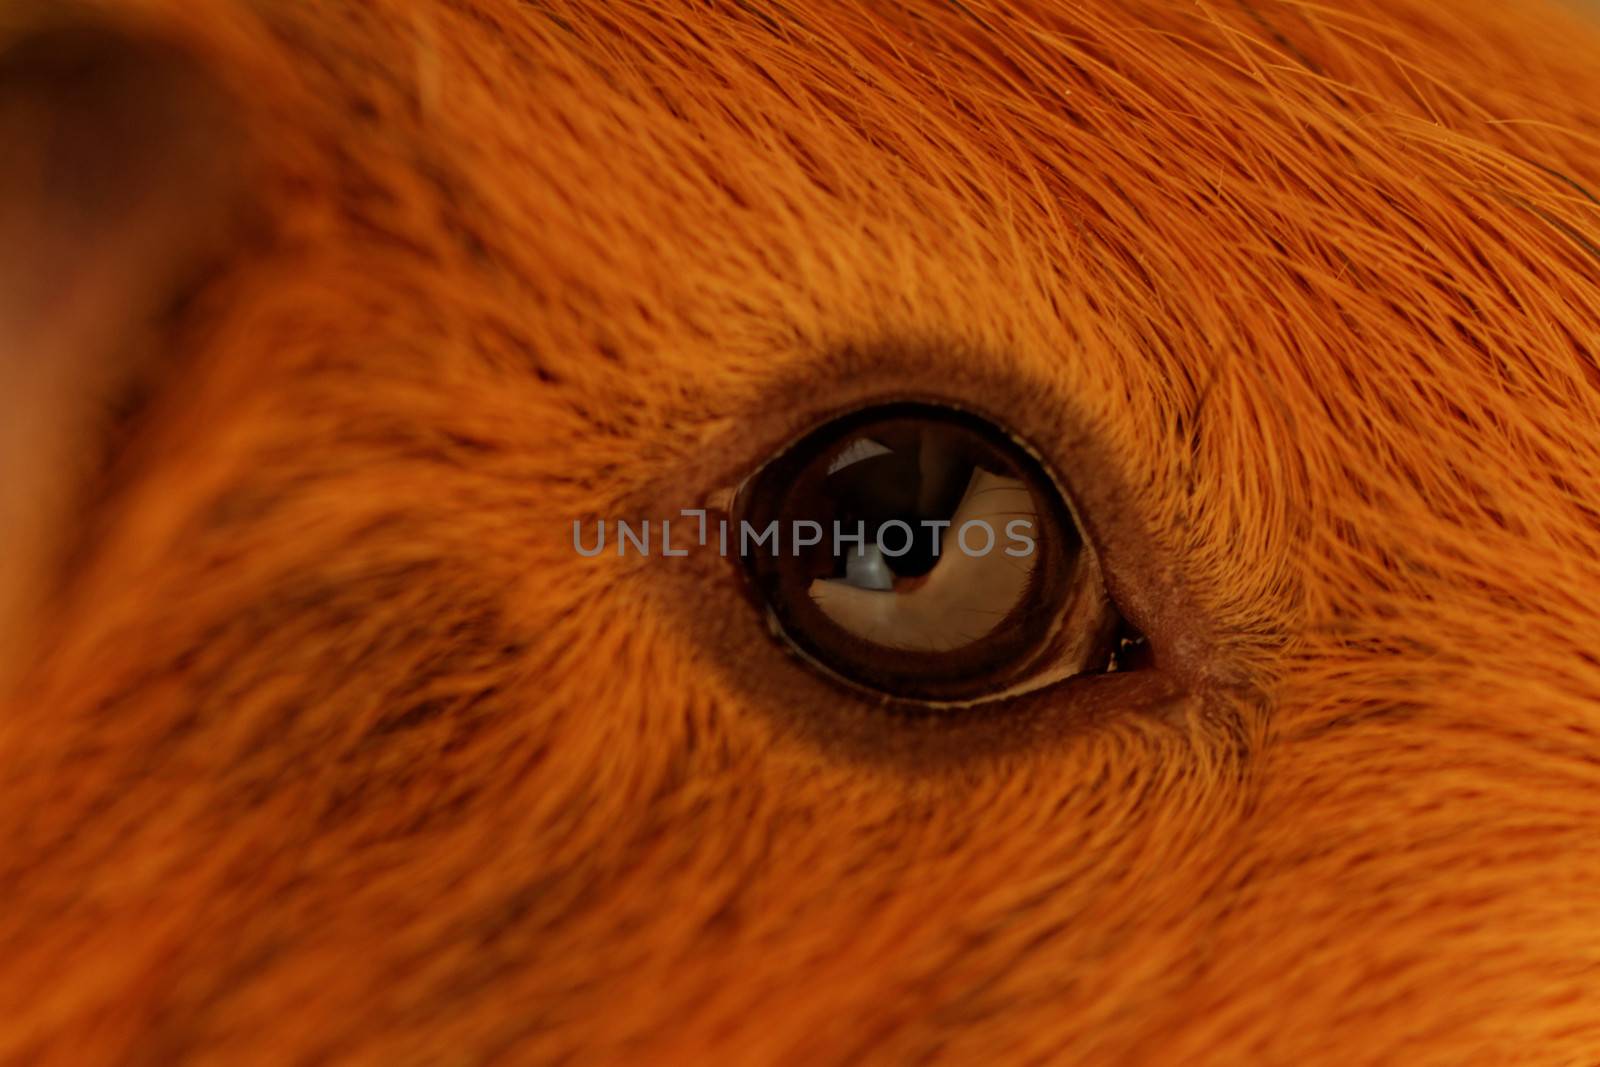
[732,403,1135,705]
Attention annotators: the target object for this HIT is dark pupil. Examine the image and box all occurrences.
[817,432,976,581]
[774,421,1018,592]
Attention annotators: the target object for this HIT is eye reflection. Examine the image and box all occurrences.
[733,403,1127,705]
[810,468,1035,652]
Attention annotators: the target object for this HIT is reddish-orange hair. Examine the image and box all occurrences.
[2,1,1599,1063]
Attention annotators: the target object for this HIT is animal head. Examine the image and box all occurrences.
[3,1,1599,1063]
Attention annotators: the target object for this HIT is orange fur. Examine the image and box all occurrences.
[2,0,1600,1063]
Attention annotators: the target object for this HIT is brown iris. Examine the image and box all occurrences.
[733,403,1124,704]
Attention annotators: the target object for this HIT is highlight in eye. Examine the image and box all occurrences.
[733,403,1134,705]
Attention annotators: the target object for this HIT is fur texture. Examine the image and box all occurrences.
[2,0,1600,1063]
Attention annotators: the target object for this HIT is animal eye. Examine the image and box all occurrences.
[733,403,1136,705]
